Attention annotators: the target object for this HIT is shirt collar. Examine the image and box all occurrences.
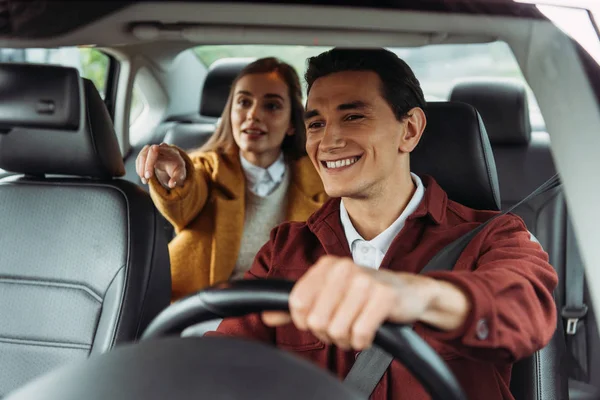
[340,173,425,255]
[239,152,286,185]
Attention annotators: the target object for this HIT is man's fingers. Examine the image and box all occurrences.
[288,256,340,331]
[144,145,160,180]
[302,260,354,343]
[262,311,292,326]
[325,273,372,350]
[350,286,397,350]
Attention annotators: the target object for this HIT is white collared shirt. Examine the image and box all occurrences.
[239,152,286,197]
[340,173,425,269]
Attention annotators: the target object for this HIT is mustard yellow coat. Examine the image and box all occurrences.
[148,148,327,301]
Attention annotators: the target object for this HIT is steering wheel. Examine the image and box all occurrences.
[6,280,467,400]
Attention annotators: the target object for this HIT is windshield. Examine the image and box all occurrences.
[194,41,545,131]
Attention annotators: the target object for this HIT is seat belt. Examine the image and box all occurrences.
[344,174,562,398]
[564,218,589,382]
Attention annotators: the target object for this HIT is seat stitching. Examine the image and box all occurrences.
[0,278,102,303]
[0,337,91,350]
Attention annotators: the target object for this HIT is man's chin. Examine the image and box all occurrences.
[324,185,359,199]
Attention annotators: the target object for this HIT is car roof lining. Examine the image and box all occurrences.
[0,2,529,48]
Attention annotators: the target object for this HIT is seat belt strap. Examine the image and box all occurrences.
[563,218,588,381]
[343,174,561,398]
[344,348,394,397]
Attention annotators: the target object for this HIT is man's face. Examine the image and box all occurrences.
[305,71,420,199]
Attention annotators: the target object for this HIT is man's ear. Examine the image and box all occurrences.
[399,107,426,153]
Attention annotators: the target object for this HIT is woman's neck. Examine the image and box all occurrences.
[241,149,282,169]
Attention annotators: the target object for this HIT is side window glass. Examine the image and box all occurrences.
[78,48,110,98]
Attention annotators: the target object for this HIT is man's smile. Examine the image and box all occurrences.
[320,155,362,170]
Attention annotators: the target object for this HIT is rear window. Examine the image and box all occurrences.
[194,42,545,131]
[0,47,110,98]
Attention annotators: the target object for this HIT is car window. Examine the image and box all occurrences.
[195,42,545,131]
[0,47,110,98]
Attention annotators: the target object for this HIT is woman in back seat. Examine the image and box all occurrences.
[136,58,327,301]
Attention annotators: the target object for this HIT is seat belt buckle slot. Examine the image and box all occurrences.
[562,305,588,335]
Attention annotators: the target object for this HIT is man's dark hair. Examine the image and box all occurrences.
[305,48,426,121]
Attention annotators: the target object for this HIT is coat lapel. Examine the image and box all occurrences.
[209,151,245,284]
[210,153,326,284]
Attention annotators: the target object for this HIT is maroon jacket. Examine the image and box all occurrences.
[213,176,558,400]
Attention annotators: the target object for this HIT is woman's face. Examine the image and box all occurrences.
[230,72,294,167]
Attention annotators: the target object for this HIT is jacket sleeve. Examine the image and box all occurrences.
[205,228,278,343]
[148,146,211,232]
[422,214,558,363]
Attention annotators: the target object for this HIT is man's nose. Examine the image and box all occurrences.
[319,124,345,152]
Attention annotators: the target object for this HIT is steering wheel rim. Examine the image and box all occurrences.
[142,279,467,400]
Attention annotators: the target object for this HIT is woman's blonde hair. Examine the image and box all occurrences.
[198,57,306,160]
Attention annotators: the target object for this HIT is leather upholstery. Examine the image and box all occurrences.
[163,122,214,151]
[0,64,124,178]
[450,79,531,145]
[0,65,171,395]
[199,58,254,118]
[413,101,501,211]
[449,79,568,400]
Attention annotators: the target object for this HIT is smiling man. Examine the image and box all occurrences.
[213,48,558,400]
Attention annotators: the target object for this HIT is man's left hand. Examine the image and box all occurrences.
[262,255,471,351]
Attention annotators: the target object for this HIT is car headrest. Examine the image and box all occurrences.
[450,79,531,146]
[199,58,254,118]
[412,102,501,211]
[0,64,124,178]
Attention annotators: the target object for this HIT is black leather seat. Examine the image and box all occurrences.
[414,101,501,211]
[450,81,568,399]
[0,64,171,395]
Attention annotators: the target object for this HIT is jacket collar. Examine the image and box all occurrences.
[307,175,447,243]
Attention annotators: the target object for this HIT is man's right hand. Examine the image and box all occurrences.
[136,143,187,188]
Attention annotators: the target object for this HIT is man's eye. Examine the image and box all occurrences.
[308,121,324,130]
[345,114,364,121]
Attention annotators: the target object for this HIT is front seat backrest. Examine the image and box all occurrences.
[450,82,568,400]
[412,101,501,211]
[0,64,171,395]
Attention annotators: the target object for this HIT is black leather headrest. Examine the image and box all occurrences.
[412,102,501,211]
[199,58,254,118]
[450,80,531,145]
[0,64,124,178]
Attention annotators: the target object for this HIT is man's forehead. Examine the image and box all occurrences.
[306,70,381,110]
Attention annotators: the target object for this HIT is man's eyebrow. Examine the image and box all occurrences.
[337,101,371,111]
[304,109,320,120]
